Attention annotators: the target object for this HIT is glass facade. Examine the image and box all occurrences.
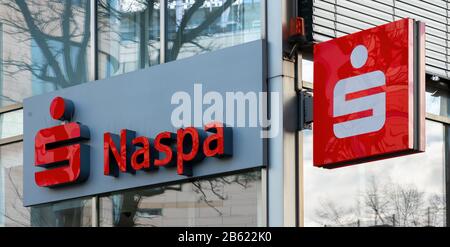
[165,0,261,62]
[0,0,91,107]
[304,0,450,225]
[301,30,450,226]
[303,121,446,227]
[0,0,263,227]
[0,142,93,227]
[0,0,449,228]
[99,171,263,227]
[97,0,161,79]
[0,142,25,226]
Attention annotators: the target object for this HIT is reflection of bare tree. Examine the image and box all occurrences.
[166,0,238,61]
[315,200,355,226]
[314,177,446,227]
[363,175,389,225]
[97,0,160,72]
[3,168,32,227]
[427,194,446,226]
[110,172,260,227]
[0,0,90,90]
[3,169,260,227]
[2,166,92,227]
[97,0,241,72]
[387,183,425,227]
[110,185,182,227]
[192,172,260,216]
[1,0,254,87]
[1,0,259,226]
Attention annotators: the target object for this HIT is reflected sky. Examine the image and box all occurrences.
[0,110,23,139]
[303,120,446,227]
[426,87,449,117]
[302,59,314,83]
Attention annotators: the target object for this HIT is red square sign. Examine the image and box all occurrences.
[313,18,425,168]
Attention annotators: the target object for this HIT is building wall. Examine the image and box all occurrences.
[0,0,449,227]
[99,172,262,227]
[0,0,264,227]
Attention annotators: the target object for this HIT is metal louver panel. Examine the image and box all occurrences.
[313,0,450,79]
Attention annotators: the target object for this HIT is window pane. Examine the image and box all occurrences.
[302,59,313,83]
[0,142,92,227]
[99,170,263,227]
[0,142,26,226]
[303,121,446,227]
[97,0,160,79]
[166,0,261,62]
[30,198,92,227]
[0,109,23,139]
[0,0,91,107]
[426,84,450,118]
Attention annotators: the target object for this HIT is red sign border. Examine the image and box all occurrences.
[313,19,426,169]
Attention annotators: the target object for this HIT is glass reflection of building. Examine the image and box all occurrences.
[0,0,449,227]
[0,0,263,227]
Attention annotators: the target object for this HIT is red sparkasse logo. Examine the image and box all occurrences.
[34,97,233,188]
[35,97,90,187]
[313,18,425,168]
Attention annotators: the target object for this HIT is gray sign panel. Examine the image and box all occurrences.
[23,40,266,206]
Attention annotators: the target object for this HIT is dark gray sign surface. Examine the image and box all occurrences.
[23,40,266,206]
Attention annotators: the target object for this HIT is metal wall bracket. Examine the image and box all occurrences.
[298,90,313,130]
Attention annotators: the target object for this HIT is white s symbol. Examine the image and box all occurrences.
[333,45,386,138]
